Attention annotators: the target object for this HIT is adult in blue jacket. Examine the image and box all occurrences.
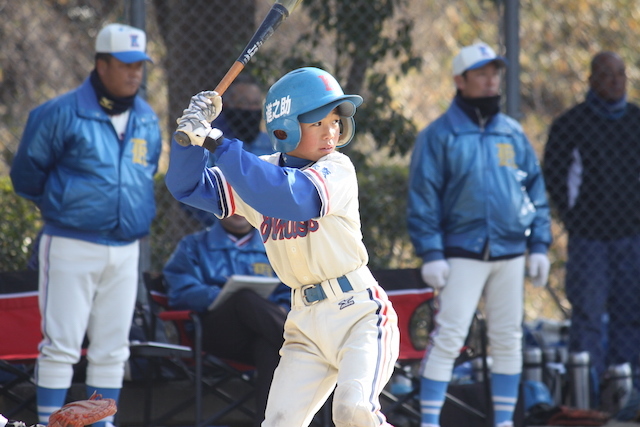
[407,41,552,427]
[163,214,289,427]
[10,24,161,427]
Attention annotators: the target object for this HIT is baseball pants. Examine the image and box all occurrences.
[263,283,399,427]
[36,235,139,389]
[421,256,525,381]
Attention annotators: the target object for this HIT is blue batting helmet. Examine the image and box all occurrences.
[264,67,363,153]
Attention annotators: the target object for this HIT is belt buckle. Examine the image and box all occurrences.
[301,284,320,306]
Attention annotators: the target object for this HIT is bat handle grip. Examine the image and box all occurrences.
[173,129,224,152]
[214,61,246,96]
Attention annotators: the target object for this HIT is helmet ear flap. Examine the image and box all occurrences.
[337,116,356,148]
[269,117,301,152]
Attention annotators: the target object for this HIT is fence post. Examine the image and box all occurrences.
[504,0,521,120]
[128,0,152,303]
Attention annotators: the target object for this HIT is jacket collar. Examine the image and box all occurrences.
[75,77,154,121]
[444,97,515,135]
[204,221,264,251]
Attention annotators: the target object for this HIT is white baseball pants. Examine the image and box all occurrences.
[263,283,399,427]
[36,235,139,389]
[421,256,525,381]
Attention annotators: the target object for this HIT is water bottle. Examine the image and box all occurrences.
[600,363,632,414]
[543,347,565,406]
[523,347,543,383]
[567,351,591,409]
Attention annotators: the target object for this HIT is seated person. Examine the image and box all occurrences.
[163,214,289,427]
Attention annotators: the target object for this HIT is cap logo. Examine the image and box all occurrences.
[130,34,141,48]
[265,95,292,124]
[478,45,491,57]
[318,74,336,92]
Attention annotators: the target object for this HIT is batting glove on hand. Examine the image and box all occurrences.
[187,90,223,123]
[528,253,550,288]
[421,260,450,289]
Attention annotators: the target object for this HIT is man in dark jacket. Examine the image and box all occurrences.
[543,51,640,385]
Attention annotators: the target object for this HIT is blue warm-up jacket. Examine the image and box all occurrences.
[10,78,161,244]
[407,99,552,262]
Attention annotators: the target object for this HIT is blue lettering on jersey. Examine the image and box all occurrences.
[259,216,320,243]
[319,167,331,178]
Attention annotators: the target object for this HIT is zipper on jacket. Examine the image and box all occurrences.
[476,108,487,131]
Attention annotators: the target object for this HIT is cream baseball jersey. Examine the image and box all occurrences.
[211,151,369,288]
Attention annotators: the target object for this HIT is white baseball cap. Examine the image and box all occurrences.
[452,42,507,76]
[95,23,152,64]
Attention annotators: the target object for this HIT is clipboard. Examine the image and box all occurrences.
[207,274,282,311]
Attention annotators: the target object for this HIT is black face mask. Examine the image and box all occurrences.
[225,108,262,143]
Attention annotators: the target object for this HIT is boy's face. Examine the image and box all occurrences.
[287,109,341,161]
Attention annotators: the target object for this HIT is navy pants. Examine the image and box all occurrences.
[566,234,640,377]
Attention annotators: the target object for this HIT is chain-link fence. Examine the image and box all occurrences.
[2,0,640,403]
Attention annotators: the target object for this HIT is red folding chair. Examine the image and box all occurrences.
[0,270,41,422]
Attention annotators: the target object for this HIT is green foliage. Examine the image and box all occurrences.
[357,163,418,269]
[0,176,42,271]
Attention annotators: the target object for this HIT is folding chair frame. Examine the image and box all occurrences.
[131,272,257,427]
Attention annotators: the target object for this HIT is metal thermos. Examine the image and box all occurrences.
[543,347,564,406]
[523,347,543,383]
[600,363,633,414]
[567,351,591,409]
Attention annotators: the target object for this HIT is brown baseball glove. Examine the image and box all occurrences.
[48,392,117,427]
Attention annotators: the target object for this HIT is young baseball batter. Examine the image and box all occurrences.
[166,67,399,427]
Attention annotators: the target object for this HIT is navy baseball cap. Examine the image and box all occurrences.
[452,42,507,76]
[95,23,153,64]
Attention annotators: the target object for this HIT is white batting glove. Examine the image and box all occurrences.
[421,260,450,289]
[175,91,223,148]
[187,90,223,123]
[528,253,550,288]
